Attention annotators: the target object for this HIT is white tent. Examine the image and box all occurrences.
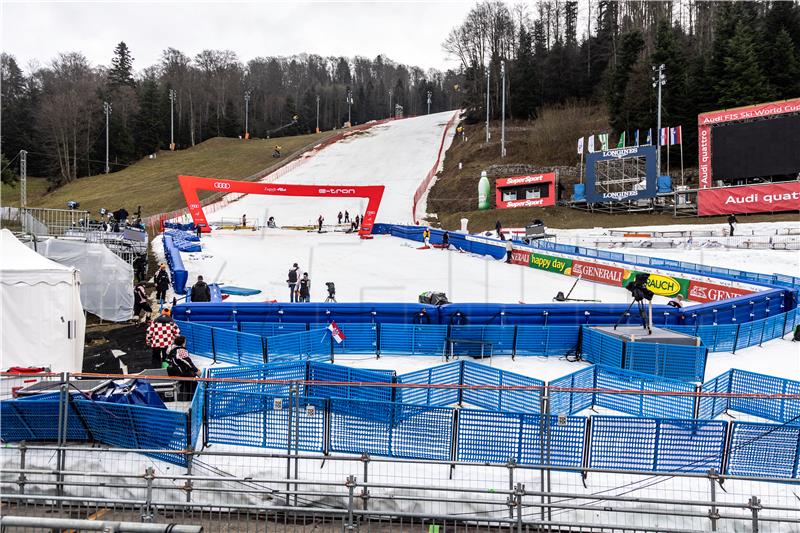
[32,238,133,322]
[0,229,85,372]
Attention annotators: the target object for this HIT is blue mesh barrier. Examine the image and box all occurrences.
[240,322,307,337]
[594,366,695,419]
[515,326,581,356]
[379,324,447,355]
[653,419,727,473]
[207,362,307,396]
[581,328,624,367]
[589,416,658,470]
[456,409,520,463]
[267,329,331,362]
[332,323,378,354]
[209,327,265,366]
[549,366,595,416]
[698,371,731,420]
[449,325,515,356]
[726,422,800,478]
[623,342,707,383]
[189,373,206,449]
[728,369,800,425]
[1,398,88,442]
[193,321,239,330]
[518,414,586,467]
[306,362,394,402]
[461,361,543,414]
[396,362,461,406]
[176,321,215,359]
[329,399,452,460]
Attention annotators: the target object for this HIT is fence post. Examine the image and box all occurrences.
[56,372,69,498]
[360,453,370,510]
[210,327,217,364]
[141,466,155,522]
[514,482,525,533]
[262,337,268,364]
[17,442,27,495]
[748,496,761,532]
[345,475,357,531]
[732,323,740,354]
[286,384,294,506]
[511,325,518,360]
[707,468,719,531]
[692,384,702,419]
[185,451,194,503]
[506,458,516,518]
[376,323,381,358]
[449,408,460,480]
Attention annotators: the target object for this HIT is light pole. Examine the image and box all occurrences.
[244,90,251,138]
[652,64,666,174]
[103,101,112,174]
[346,89,353,125]
[500,61,506,157]
[19,150,27,208]
[485,68,490,143]
[388,89,393,118]
[315,95,320,133]
[426,90,432,115]
[169,89,176,150]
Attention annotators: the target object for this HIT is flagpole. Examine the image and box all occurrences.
[579,151,584,184]
[667,131,670,179]
[680,133,685,186]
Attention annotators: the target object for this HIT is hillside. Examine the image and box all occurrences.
[1,132,331,217]
[428,103,798,231]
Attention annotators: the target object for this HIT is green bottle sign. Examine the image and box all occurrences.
[478,171,491,210]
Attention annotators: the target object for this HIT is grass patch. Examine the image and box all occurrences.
[1,177,50,207]
[6,132,331,217]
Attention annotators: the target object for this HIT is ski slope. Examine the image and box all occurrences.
[207,111,457,226]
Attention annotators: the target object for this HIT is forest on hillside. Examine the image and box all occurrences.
[446,0,799,164]
[1,48,462,184]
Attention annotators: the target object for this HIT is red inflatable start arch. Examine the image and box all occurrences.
[178,175,385,237]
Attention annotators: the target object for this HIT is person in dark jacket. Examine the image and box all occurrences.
[154,264,170,303]
[317,215,324,232]
[337,211,343,224]
[165,336,200,399]
[442,231,450,249]
[190,275,211,302]
[344,211,350,223]
[287,263,300,302]
[133,254,147,283]
[727,214,738,236]
[298,273,311,302]
[133,282,152,323]
[496,220,505,240]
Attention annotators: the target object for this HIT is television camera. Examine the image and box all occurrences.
[614,272,654,333]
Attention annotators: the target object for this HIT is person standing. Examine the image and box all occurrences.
[442,231,450,250]
[145,308,180,369]
[423,228,431,247]
[318,215,324,232]
[154,264,170,304]
[505,239,513,263]
[496,220,505,240]
[241,214,247,228]
[195,223,203,240]
[287,263,300,302]
[133,254,147,283]
[298,273,311,302]
[133,282,152,323]
[190,275,211,302]
[727,214,738,236]
[337,211,343,224]
[344,211,350,223]
[165,335,200,399]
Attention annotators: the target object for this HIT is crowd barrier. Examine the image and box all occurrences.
[666,308,800,352]
[411,111,458,223]
[699,368,800,426]
[162,235,188,295]
[164,229,201,252]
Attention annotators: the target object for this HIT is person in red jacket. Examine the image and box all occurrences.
[145,308,180,368]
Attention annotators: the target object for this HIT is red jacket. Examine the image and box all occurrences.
[146,316,180,348]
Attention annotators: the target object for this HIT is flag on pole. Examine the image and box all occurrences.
[577,136,584,154]
[634,130,640,146]
[327,321,345,344]
[659,127,669,146]
[670,126,682,145]
[646,129,652,145]
[588,135,595,153]
[599,133,609,151]
[616,132,626,148]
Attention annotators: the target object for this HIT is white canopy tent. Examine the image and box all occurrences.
[0,229,85,372]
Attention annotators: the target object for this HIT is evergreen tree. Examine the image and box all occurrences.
[134,79,163,154]
[715,22,773,108]
[607,31,644,134]
[1,152,18,185]
[108,42,135,88]
[763,29,800,99]
[220,99,240,137]
[510,26,538,120]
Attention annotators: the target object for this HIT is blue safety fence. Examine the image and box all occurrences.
[461,361,543,414]
[240,322,307,337]
[306,362,394,402]
[515,326,581,356]
[588,417,727,473]
[699,369,800,426]
[549,366,595,416]
[594,365,695,419]
[395,362,461,406]
[581,327,707,382]
[189,372,206,449]
[162,235,188,294]
[448,325,515,356]
[666,308,800,352]
[0,397,88,442]
[164,229,201,252]
[726,422,800,478]
[329,399,454,460]
[176,320,264,366]
[379,324,448,355]
[456,410,586,467]
[266,329,331,362]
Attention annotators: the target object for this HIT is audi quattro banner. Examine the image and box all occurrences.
[697,181,800,216]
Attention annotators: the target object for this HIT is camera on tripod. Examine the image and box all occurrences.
[325,282,336,302]
[625,272,654,302]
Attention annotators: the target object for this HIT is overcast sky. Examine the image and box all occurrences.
[1,1,478,74]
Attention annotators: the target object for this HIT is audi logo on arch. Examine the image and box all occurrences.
[213,182,232,190]
[319,188,356,195]
[189,203,201,209]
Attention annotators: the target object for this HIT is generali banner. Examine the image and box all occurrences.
[697,181,800,216]
[570,260,625,285]
[688,280,753,303]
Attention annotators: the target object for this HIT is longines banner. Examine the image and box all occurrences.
[583,145,658,204]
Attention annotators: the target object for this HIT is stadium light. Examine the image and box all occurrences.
[169,89,176,150]
[103,102,112,174]
[244,90,251,137]
[651,64,667,175]
[500,61,506,157]
[427,90,432,115]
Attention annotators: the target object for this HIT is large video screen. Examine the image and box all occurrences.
[712,114,800,180]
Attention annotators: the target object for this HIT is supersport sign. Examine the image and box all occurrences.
[177,175,385,237]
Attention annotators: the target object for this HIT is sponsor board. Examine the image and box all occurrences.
[570,260,624,285]
[688,280,753,303]
[529,252,573,275]
[698,182,800,216]
[622,270,689,298]
[510,250,531,266]
[495,173,556,209]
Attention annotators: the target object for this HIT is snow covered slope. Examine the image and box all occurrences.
[207,111,457,226]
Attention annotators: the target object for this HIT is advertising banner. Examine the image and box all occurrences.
[697,181,800,216]
[530,252,573,275]
[510,249,531,266]
[688,280,753,303]
[583,145,658,203]
[570,260,625,285]
[622,270,690,298]
[495,173,556,209]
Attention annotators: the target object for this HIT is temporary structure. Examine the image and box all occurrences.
[32,237,133,322]
[0,229,85,372]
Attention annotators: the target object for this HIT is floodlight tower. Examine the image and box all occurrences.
[103,101,112,174]
[652,64,666,174]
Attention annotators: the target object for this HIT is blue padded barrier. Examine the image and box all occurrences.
[581,328,624,368]
[549,366,595,416]
[164,229,201,252]
[240,322,308,337]
[726,422,800,478]
[162,235,188,294]
[515,326,581,356]
[306,362,394,403]
[396,362,461,406]
[594,365,696,419]
[266,329,331,362]
[379,324,447,355]
[329,399,453,460]
[206,393,326,452]
[624,342,707,383]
